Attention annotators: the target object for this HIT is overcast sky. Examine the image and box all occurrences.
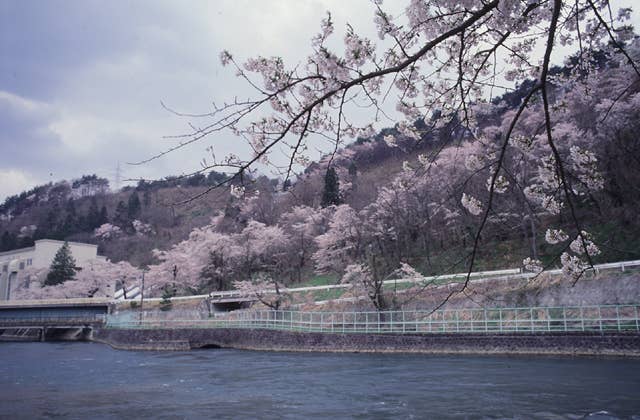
[1,0,638,202]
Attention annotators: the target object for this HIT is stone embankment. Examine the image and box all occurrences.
[93,328,640,356]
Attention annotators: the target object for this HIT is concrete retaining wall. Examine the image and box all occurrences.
[93,328,640,356]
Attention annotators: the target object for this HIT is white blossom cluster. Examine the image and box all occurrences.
[94,223,122,240]
[560,252,585,281]
[18,224,37,238]
[465,154,484,172]
[570,146,604,191]
[132,220,154,237]
[343,25,374,68]
[569,231,601,257]
[219,50,232,66]
[461,193,483,216]
[230,185,245,199]
[312,11,334,48]
[538,155,560,189]
[373,8,399,40]
[540,195,563,215]
[397,121,421,141]
[522,257,543,273]
[524,184,563,215]
[383,134,398,148]
[486,175,509,194]
[511,134,533,152]
[545,228,569,244]
[359,124,376,138]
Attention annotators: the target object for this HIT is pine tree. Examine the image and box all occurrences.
[113,200,129,228]
[321,166,341,208]
[87,196,101,229]
[142,189,151,207]
[159,284,176,311]
[44,242,77,286]
[0,231,17,252]
[98,205,109,225]
[127,192,141,220]
[59,198,78,237]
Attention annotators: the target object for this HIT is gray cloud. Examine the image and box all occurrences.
[1,0,638,201]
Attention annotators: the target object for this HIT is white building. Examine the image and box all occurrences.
[0,239,106,300]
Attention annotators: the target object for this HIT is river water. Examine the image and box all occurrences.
[0,343,639,419]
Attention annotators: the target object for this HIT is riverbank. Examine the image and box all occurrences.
[92,328,640,356]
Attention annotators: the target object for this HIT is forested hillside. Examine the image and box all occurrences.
[5,43,640,306]
[0,172,233,266]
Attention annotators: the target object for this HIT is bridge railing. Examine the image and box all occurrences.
[105,304,640,334]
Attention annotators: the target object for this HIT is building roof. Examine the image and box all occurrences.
[0,239,101,258]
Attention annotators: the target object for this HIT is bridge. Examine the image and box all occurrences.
[0,298,112,342]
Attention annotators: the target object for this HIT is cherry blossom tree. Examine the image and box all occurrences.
[279,205,329,282]
[233,275,291,310]
[147,223,230,295]
[94,223,123,240]
[134,0,639,308]
[12,258,139,300]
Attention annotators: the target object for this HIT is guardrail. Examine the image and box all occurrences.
[105,304,640,334]
[0,315,105,325]
[135,258,640,304]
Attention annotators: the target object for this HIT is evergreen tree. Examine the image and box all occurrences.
[18,235,35,249]
[0,231,18,252]
[321,166,341,208]
[159,284,176,311]
[44,242,77,286]
[87,197,101,229]
[113,200,129,227]
[44,204,61,239]
[127,192,141,220]
[98,205,109,225]
[59,198,78,237]
[142,189,152,207]
[65,198,77,218]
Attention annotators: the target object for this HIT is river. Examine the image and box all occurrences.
[0,342,639,419]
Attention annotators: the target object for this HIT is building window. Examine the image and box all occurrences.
[2,265,7,273]
[27,259,33,266]
[19,262,25,270]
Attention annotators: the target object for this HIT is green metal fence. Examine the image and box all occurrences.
[105,304,640,334]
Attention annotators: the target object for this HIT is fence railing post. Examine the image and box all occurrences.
[442,311,446,333]
[546,308,551,332]
[499,308,503,333]
[636,305,639,332]
[530,308,534,332]
[484,309,488,333]
[598,306,603,332]
[616,306,621,332]
[562,308,567,332]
